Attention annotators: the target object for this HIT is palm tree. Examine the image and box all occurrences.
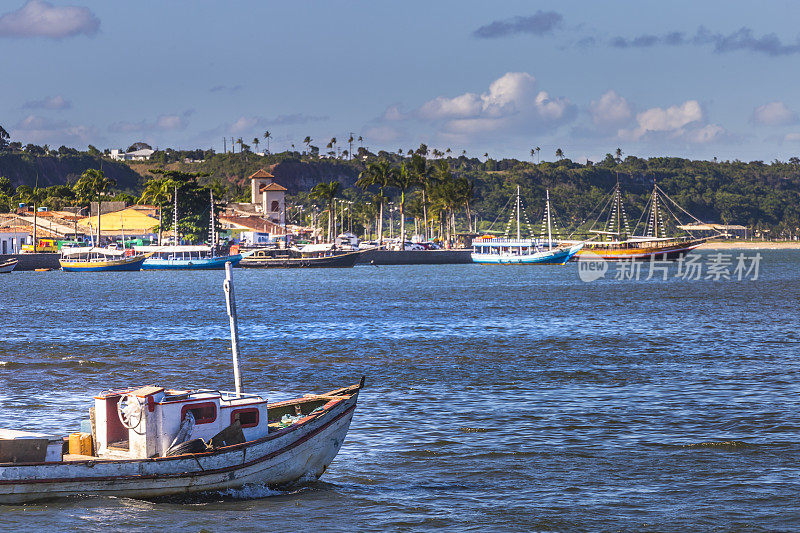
[252,137,259,153]
[389,162,418,246]
[347,133,354,160]
[236,138,244,153]
[530,148,535,162]
[615,147,623,164]
[483,152,489,160]
[536,146,541,163]
[73,169,116,246]
[310,181,340,241]
[303,136,312,155]
[140,173,178,245]
[264,131,272,154]
[358,135,363,147]
[555,148,564,160]
[357,160,392,245]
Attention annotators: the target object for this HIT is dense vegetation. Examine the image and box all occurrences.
[2,132,800,240]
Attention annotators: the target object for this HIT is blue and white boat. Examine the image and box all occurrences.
[136,245,242,270]
[136,187,242,270]
[471,188,584,265]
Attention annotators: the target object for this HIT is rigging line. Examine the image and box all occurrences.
[486,194,514,233]
[570,186,616,239]
[631,191,653,237]
[658,197,694,237]
[656,184,705,225]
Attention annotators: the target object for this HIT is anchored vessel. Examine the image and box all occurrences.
[571,180,718,261]
[0,258,18,273]
[59,247,149,272]
[138,190,241,270]
[472,187,584,265]
[0,263,361,503]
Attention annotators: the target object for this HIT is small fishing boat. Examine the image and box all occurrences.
[0,258,18,273]
[60,248,149,272]
[0,264,362,503]
[472,188,584,265]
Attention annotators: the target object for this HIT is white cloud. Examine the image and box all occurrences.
[109,113,190,133]
[686,124,725,143]
[752,101,798,126]
[0,0,99,39]
[784,132,800,142]
[382,105,405,121]
[12,114,95,145]
[589,90,633,127]
[22,94,71,110]
[621,100,703,140]
[413,72,574,139]
[418,93,481,119]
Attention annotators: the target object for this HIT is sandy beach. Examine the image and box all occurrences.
[699,241,800,249]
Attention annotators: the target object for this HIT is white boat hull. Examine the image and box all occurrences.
[0,388,358,504]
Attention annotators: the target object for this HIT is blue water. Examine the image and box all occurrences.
[1,250,799,531]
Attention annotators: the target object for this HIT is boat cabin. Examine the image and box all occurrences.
[94,386,268,459]
[471,237,556,256]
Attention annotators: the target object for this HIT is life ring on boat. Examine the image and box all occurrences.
[117,394,144,430]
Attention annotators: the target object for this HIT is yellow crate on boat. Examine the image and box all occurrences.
[69,433,92,456]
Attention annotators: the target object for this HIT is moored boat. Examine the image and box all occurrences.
[239,245,365,268]
[571,180,719,261]
[0,258,18,273]
[137,245,242,270]
[0,263,362,503]
[472,187,584,265]
[59,247,149,272]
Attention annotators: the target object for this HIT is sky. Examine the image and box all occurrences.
[3,0,800,162]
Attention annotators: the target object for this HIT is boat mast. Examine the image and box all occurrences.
[223,262,243,397]
[173,185,178,245]
[209,189,216,257]
[546,189,553,250]
[516,186,521,240]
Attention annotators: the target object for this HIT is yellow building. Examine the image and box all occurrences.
[79,206,160,236]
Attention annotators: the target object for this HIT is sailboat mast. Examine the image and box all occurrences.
[546,189,553,250]
[210,189,216,256]
[173,185,178,245]
[516,186,521,240]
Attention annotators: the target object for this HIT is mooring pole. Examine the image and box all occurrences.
[223,261,243,396]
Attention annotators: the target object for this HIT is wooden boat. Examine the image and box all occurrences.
[137,190,241,270]
[571,180,719,261]
[60,248,149,272]
[0,258,18,273]
[0,264,362,503]
[238,247,365,268]
[472,188,584,265]
[0,381,362,504]
[137,245,242,270]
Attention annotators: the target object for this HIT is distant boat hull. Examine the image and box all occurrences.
[472,243,583,265]
[60,255,147,272]
[239,250,364,268]
[574,239,706,261]
[0,259,17,273]
[141,254,242,270]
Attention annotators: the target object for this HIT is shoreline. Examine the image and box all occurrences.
[699,241,800,250]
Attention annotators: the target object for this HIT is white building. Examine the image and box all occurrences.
[0,230,30,255]
[248,169,286,224]
[110,148,155,161]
